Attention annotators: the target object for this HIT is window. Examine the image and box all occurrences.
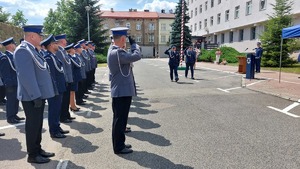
[235,6,240,19]
[211,0,214,8]
[200,5,202,13]
[195,8,197,16]
[221,33,224,44]
[115,22,120,27]
[161,35,166,43]
[161,23,166,31]
[190,25,193,32]
[218,0,221,4]
[136,36,141,42]
[194,23,197,31]
[136,23,141,30]
[126,22,130,28]
[214,35,217,44]
[225,10,229,22]
[250,27,256,40]
[210,16,213,26]
[217,13,221,24]
[204,19,207,27]
[205,1,208,11]
[229,31,233,43]
[191,10,193,18]
[239,29,244,41]
[260,0,266,10]
[246,1,252,15]
[199,21,202,30]
[149,23,155,30]
[148,34,154,42]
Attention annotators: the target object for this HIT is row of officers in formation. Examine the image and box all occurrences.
[0,25,98,163]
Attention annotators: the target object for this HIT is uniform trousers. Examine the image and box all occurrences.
[112,96,132,152]
[0,85,5,102]
[48,94,63,134]
[22,100,45,157]
[76,79,85,104]
[185,63,195,78]
[92,68,96,83]
[169,65,178,81]
[255,58,261,73]
[60,84,71,121]
[5,86,19,119]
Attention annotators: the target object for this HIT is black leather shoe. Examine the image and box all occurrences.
[85,91,91,94]
[114,148,133,154]
[7,118,20,124]
[15,115,25,121]
[68,117,76,120]
[77,102,86,106]
[175,77,179,82]
[40,150,55,158]
[125,144,132,149]
[125,128,131,133]
[0,133,5,136]
[70,107,80,112]
[51,132,66,138]
[60,119,72,123]
[59,128,70,134]
[27,155,50,164]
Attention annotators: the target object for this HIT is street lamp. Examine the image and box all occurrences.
[85,5,91,41]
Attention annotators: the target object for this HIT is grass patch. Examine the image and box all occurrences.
[262,64,300,74]
[97,63,107,67]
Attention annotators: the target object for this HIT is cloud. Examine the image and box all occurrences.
[137,0,144,4]
[97,0,118,10]
[143,0,177,12]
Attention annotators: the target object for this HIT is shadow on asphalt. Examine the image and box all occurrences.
[126,131,171,146]
[132,96,149,101]
[130,107,158,115]
[85,97,109,103]
[64,120,103,135]
[120,151,193,169]
[31,160,86,169]
[127,117,161,129]
[131,101,151,108]
[0,138,26,161]
[52,135,99,154]
[176,82,194,84]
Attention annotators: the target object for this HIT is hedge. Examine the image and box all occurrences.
[198,46,244,63]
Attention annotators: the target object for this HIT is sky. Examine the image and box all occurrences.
[0,0,178,25]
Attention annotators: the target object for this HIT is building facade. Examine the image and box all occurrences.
[187,0,300,52]
[158,12,175,58]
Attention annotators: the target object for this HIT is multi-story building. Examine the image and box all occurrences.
[187,0,300,52]
[158,11,175,57]
[101,8,175,58]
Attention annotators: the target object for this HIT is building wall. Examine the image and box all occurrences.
[187,0,300,52]
[158,18,173,57]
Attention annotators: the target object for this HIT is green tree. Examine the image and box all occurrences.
[0,6,10,23]
[170,0,192,50]
[260,0,295,67]
[11,10,28,27]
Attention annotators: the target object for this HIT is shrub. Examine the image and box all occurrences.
[198,46,243,63]
[96,54,107,63]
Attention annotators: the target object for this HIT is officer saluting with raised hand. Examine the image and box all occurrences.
[0,37,25,124]
[165,45,180,82]
[13,25,56,164]
[107,27,141,154]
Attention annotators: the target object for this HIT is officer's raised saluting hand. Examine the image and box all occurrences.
[128,36,136,45]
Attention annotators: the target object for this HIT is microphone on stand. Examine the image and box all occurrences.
[244,48,248,51]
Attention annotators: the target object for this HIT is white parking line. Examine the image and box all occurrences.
[268,102,300,118]
[212,74,239,80]
[56,159,69,169]
[0,122,25,130]
[217,86,242,93]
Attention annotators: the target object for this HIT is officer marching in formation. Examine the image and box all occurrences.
[164,45,180,82]
[107,27,141,154]
[184,45,197,79]
[55,34,76,123]
[41,34,70,139]
[65,43,82,111]
[0,37,25,124]
[14,25,56,164]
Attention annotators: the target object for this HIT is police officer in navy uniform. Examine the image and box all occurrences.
[165,45,180,82]
[108,27,141,154]
[0,46,6,106]
[55,34,75,123]
[184,45,197,79]
[87,41,97,84]
[65,43,82,111]
[0,37,24,124]
[79,39,91,95]
[255,42,263,73]
[0,44,5,136]
[74,43,87,105]
[41,34,69,139]
[14,25,55,163]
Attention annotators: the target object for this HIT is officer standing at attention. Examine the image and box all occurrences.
[0,43,5,136]
[41,34,69,139]
[0,44,6,106]
[55,34,75,123]
[108,27,141,154]
[14,25,55,163]
[255,42,263,73]
[164,45,180,82]
[0,37,25,124]
[184,45,197,79]
[74,43,87,105]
